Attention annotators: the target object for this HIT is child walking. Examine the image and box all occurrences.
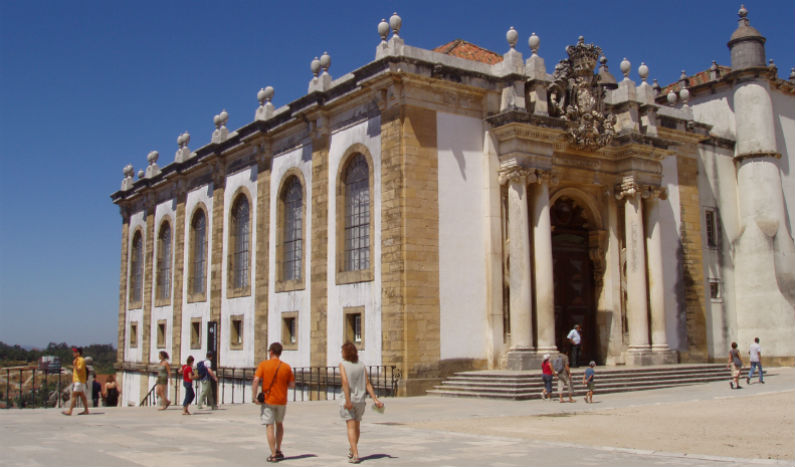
[582,361,596,403]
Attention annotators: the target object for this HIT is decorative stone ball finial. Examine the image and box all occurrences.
[528,32,540,55]
[680,70,687,81]
[214,114,222,129]
[652,79,661,95]
[219,109,228,126]
[667,89,677,105]
[620,57,631,79]
[389,12,402,37]
[679,87,690,105]
[258,86,274,105]
[738,4,748,20]
[710,60,718,71]
[147,150,159,165]
[789,67,795,83]
[311,56,321,77]
[378,18,389,41]
[506,27,518,49]
[638,62,649,83]
[138,169,145,179]
[320,52,331,73]
[123,164,134,178]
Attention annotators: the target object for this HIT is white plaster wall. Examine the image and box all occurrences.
[269,145,313,368]
[772,90,795,239]
[436,112,487,360]
[181,184,214,363]
[660,155,683,350]
[221,166,258,368]
[327,117,382,367]
[150,199,176,364]
[690,89,736,140]
[122,371,140,407]
[124,210,146,363]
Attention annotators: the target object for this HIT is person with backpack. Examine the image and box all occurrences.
[197,351,218,410]
[552,353,575,403]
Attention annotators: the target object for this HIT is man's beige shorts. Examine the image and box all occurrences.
[557,373,572,393]
[71,382,85,394]
[260,404,286,425]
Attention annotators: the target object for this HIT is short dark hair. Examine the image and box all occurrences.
[731,341,738,349]
[206,351,213,358]
[341,341,358,363]
[269,342,283,356]
[186,355,194,364]
[754,337,760,343]
[159,351,169,360]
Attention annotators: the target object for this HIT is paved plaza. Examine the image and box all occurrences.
[1,368,792,466]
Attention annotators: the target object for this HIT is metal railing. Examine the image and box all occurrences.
[140,365,400,407]
[2,367,69,409]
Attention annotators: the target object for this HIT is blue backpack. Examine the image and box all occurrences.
[196,360,208,380]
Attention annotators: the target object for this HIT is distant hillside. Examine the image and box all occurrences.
[0,341,116,374]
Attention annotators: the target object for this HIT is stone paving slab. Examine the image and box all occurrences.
[0,368,792,467]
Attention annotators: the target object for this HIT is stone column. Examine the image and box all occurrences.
[500,167,535,369]
[645,189,668,351]
[616,179,650,362]
[533,172,556,353]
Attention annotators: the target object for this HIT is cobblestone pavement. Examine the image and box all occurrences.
[1,368,792,466]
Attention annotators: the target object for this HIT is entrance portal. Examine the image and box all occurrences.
[551,197,599,366]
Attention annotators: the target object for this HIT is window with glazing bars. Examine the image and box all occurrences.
[156,223,171,299]
[344,154,370,271]
[282,178,303,281]
[232,196,250,289]
[191,210,207,295]
[130,232,143,303]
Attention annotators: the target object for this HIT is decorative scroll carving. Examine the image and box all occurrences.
[547,37,616,150]
[498,166,536,185]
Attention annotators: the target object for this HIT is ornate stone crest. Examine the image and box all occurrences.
[547,37,616,150]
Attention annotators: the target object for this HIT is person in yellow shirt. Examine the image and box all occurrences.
[62,347,89,415]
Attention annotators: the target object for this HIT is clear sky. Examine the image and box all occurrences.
[0,1,793,348]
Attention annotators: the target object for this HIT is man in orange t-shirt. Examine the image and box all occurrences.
[252,342,295,462]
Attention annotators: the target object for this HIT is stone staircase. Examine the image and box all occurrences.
[427,364,756,400]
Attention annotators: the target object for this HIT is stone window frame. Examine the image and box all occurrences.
[281,311,298,350]
[128,229,144,309]
[154,218,173,306]
[704,208,719,249]
[156,320,167,348]
[343,306,365,350]
[229,314,244,350]
[187,204,209,303]
[709,279,722,301]
[275,170,307,293]
[190,318,202,349]
[227,188,253,298]
[129,321,139,348]
[336,144,375,285]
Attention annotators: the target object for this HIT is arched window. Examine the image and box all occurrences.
[190,209,207,297]
[281,176,303,281]
[130,231,143,305]
[231,195,250,289]
[156,222,172,301]
[344,154,370,271]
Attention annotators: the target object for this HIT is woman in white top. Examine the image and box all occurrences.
[339,341,383,464]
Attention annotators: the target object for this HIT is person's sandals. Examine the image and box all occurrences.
[266,455,279,463]
[347,449,353,459]
[275,451,285,460]
[349,457,360,464]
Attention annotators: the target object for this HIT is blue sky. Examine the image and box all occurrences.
[1,1,793,348]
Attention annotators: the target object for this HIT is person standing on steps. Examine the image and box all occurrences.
[728,342,743,390]
[567,324,582,368]
[747,337,764,385]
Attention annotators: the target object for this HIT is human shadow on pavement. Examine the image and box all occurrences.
[359,453,397,462]
[282,454,317,461]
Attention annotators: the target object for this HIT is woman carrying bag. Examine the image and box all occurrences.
[339,341,384,464]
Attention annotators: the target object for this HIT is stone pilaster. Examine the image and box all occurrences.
[254,148,271,364]
[171,185,187,366]
[500,166,535,369]
[533,171,557,353]
[645,188,678,364]
[210,163,226,355]
[117,207,130,365]
[140,197,156,397]
[310,118,329,371]
[380,102,441,395]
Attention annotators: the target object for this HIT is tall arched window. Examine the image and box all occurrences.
[156,222,172,301]
[190,209,207,297]
[282,177,303,281]
[344,154,370,271]
[231,195,250,289]
[130,231,143,305]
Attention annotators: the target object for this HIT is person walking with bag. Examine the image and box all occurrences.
[252,342,295,463]
[181,356,197,415]
[339,341,384,464]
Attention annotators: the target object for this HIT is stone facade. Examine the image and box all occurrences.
[112,7,794,404]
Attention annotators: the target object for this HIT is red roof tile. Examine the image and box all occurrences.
[433,40,503,65]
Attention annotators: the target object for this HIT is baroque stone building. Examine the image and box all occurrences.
[111,7,794,403]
